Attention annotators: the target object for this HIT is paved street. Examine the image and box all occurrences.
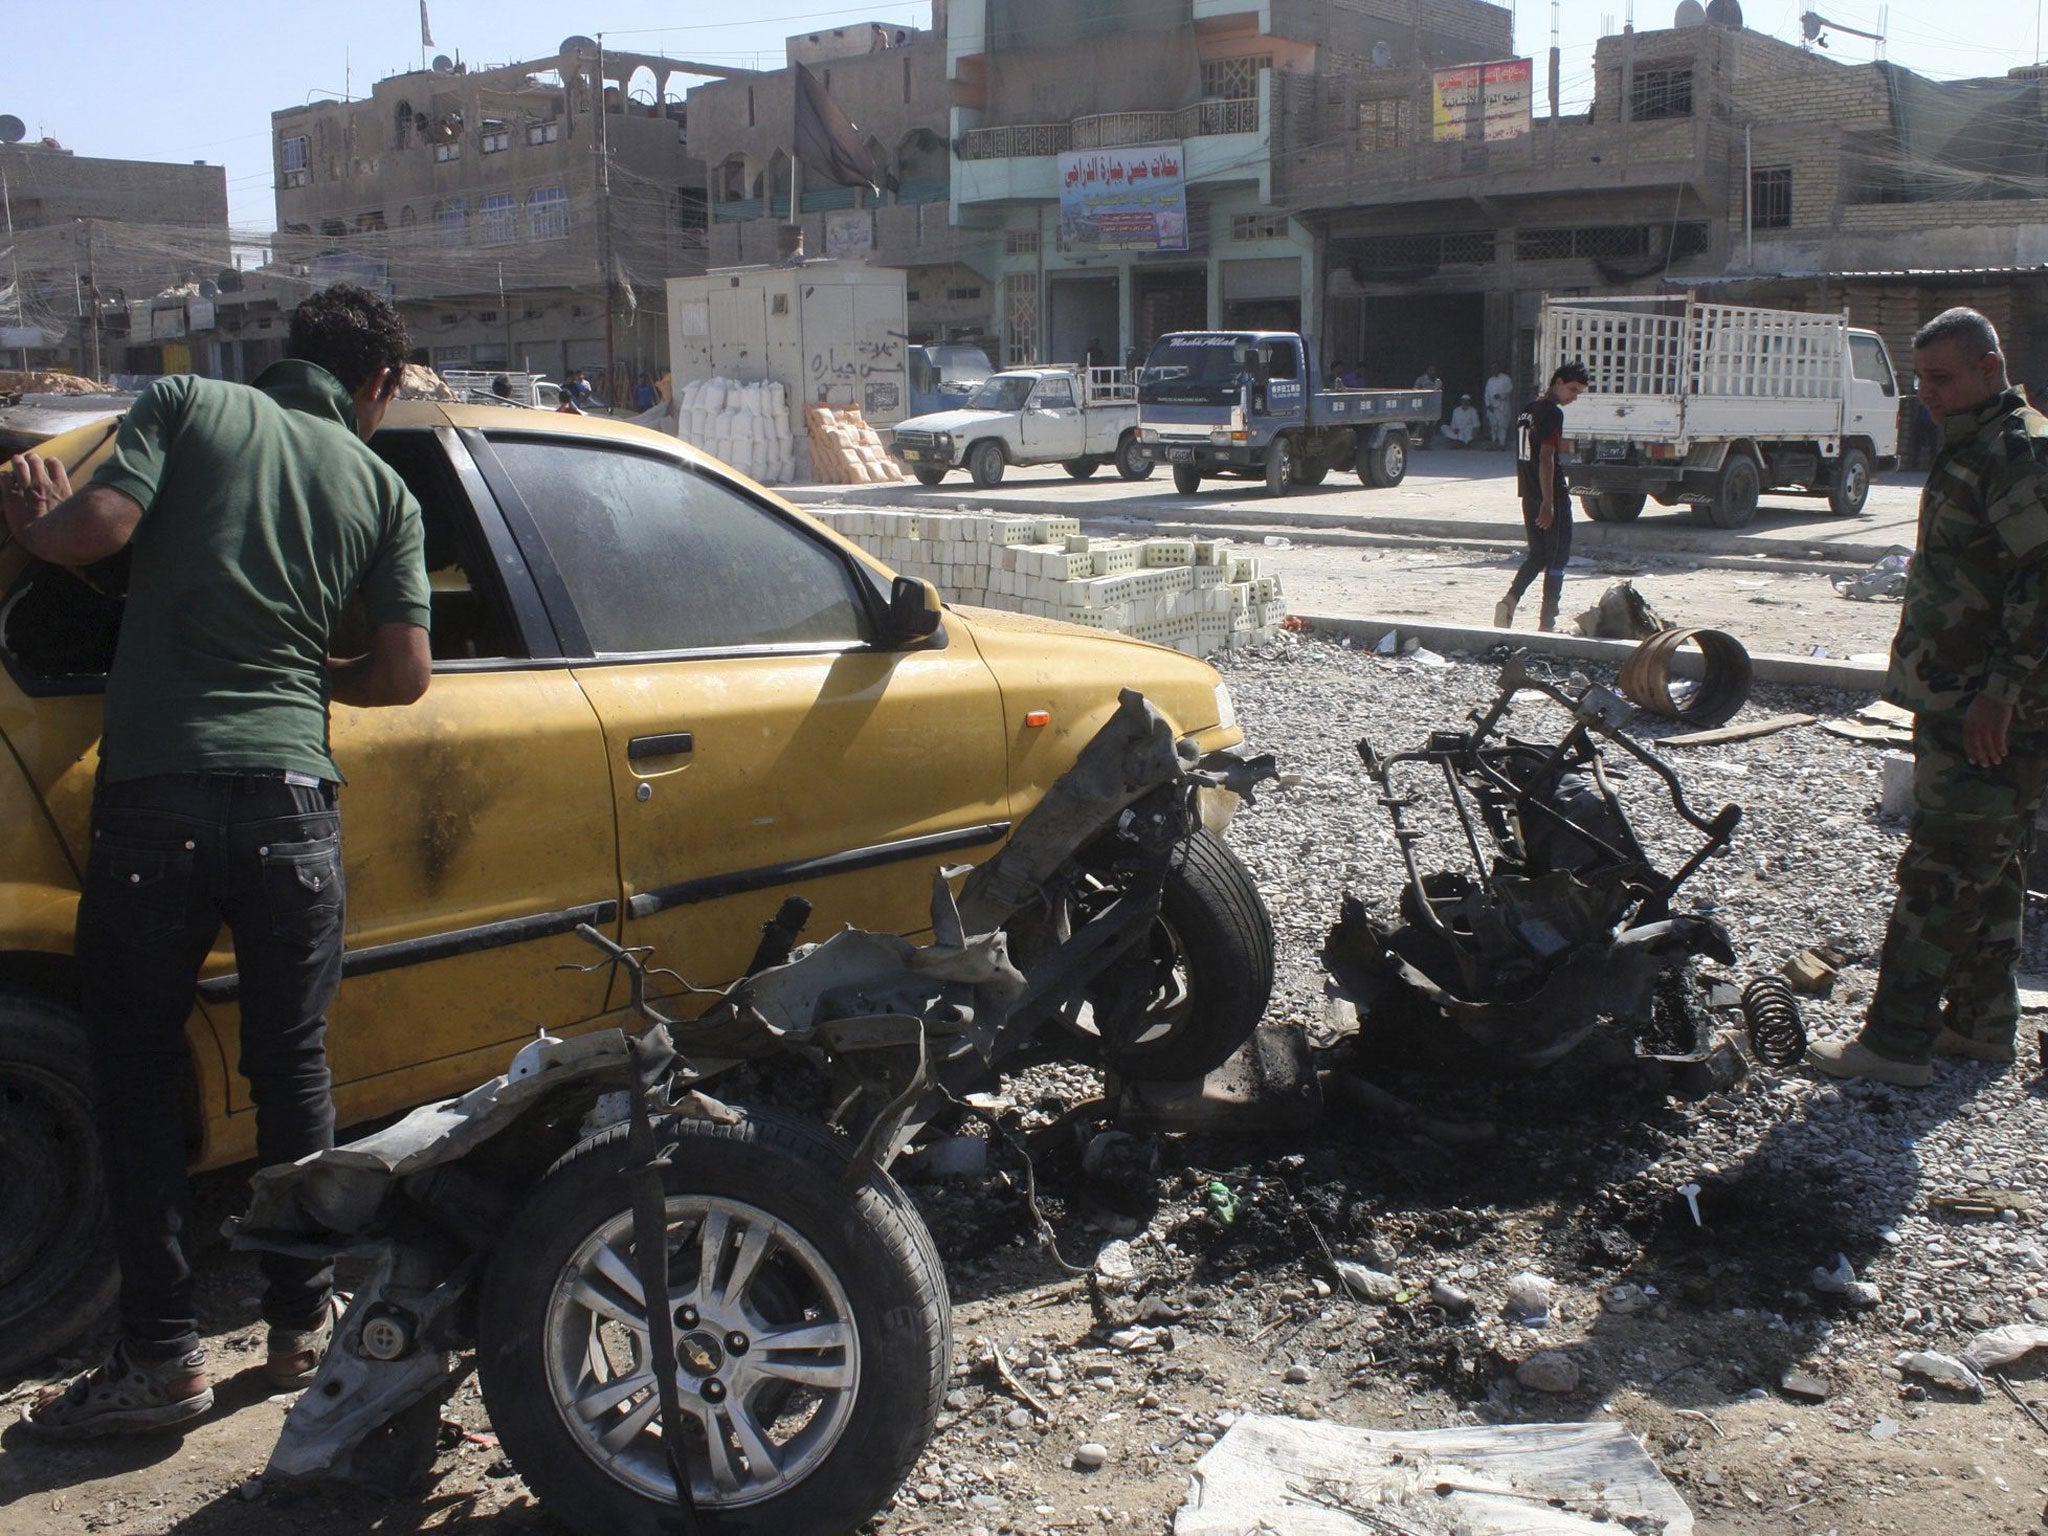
[786,446,1923,566]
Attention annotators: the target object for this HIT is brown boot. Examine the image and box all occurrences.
[1537,576,1562,633]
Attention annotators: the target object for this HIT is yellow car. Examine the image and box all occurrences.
[0,402,1268,1372]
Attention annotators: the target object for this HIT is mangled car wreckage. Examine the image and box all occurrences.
[230,691,1277,1536]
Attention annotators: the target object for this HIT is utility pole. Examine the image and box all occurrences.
[2,169,26,369]
[596,35,616,405]
[81,217,101,381]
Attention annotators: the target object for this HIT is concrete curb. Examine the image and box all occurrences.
[782,483,1906,567]
[1294,612,1888,692]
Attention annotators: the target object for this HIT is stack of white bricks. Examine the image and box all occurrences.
[811,509,1286,655]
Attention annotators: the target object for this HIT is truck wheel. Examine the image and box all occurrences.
[1708,453,1761,529]
[1589,492,1646,523]
[1062,457,1102,480]
[1114,433,1154,481]
[911,467,948,487]
[1263,437,1295,497]
[1829,444,1872,515]
[1361,433,1407,488]
[968,441,1006,489]
[1172,464,1202,496]
[478,1106,950,1536]
[1291,459,1329,487]
[0,993,118,1377]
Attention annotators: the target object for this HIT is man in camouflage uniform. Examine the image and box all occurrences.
[1811,308,2048,1086]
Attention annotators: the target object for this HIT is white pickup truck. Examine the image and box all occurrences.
[890,365,1153,487]
[1542,295,1900,529]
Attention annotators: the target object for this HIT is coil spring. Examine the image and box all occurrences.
[1742,975,1807,1067]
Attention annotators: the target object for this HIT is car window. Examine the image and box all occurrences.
[1850,334,1895,396]
[967,376,1035,412]
[1259,342,1300,381]
[1036,376,1075,408]
[489,436,873,654]
[369,430,527,661]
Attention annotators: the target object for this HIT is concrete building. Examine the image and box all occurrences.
[949,0,1512,369]
[686,16,993,349]
[1275,17,2048,406]
[271,44,732,394]
[0,138,229,377]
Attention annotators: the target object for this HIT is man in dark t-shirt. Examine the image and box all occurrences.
[1496,361,1590,632]
[3,284,431,1439]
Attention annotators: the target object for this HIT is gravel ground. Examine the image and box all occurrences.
[8,633,2048,1536]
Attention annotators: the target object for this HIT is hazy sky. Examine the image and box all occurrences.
[5,0,2043,235]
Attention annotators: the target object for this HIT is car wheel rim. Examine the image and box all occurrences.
[0,1063,95,1294]
[1386,440,1405,478]
[543,1195,860,1509]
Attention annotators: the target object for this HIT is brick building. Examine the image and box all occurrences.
[0,139,229,377]
[270,44,727,394]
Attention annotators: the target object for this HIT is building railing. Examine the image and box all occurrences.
[959,96,1258,161]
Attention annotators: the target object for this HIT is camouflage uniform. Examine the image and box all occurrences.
[1864,387,2048,1061]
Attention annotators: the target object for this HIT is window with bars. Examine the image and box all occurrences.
[481,124,511,154]
[1629,68,1692,121]
[1357,97,1411,151]
[1202,55,1271,101]
[434,140,462,162]
[527,119,561,146]
[1005,228,1039,255]
[528,187,568,240]
[1514,222,1711,261]
[1751,166,1792,229]
[436,199,467,247]
[281,134,309,187]
[1230,213,1288,242]
[1004,272,1039,366]
[480,193,515,244]
[1349,231,1494,270]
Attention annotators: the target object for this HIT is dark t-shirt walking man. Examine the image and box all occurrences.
[1810,307,2048,1087]
[3,284,431,1437]
[1496,361,1590,633]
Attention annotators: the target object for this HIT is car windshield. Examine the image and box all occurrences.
[965,375,1036,412]
[1137,336,1257,406]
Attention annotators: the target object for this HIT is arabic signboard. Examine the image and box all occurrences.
[1057,143,1187,252]
[1431,58,1533,143]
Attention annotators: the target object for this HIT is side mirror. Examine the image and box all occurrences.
[887,574,942,644]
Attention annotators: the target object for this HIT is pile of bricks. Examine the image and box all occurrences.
[805,405,907,486]
[810,509,1285,655]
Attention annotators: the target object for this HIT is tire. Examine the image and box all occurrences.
[478,1106,949,1536]
[1361,432,1407,488]
[1062,458,1102,480]
[967,440,1005,489]
[1013,828,1274,1083]
[1708,453,1761,529]
[1589,492,1646,523]
[0,993,118,1377]
[1829,444,1872,515]
[1114,433,1154,481]
[911,466,947,487]
[1171,464,1202,496]
[1263,437,1295,497]
[1292,459,1329,487]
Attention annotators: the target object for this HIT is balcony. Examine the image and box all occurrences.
[960,97,1258,161]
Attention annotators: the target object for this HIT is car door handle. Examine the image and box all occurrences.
[628,732,694,761]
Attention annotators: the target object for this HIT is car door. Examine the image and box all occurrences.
[1023,375,1087,460]
[1847,333,1898,452]
[471,427,1013,1005]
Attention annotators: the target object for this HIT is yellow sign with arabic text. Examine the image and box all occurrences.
[1432,58,1533,143]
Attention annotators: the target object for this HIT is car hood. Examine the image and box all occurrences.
[895,408,1012,437]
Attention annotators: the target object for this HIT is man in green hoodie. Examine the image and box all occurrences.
[3,283,431,1437]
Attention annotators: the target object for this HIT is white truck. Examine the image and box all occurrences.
[439,369,570,410]
[1541,295,1901,529]
[889,365,1152,487]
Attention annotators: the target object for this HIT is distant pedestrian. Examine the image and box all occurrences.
[1484,365,1513,449]
[570,370,594,408]
[1413,362,1441,392]
[1494,361,1589,632]
[632,373,656,412]
[1442,394,1481,447]
[1810,308,2048,1087]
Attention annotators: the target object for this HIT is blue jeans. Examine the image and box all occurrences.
[77,771,344,1362]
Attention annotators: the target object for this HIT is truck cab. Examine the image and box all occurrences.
[890,365,1148,487]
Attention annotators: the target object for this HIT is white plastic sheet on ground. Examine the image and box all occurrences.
[1173,1414,1693,1536]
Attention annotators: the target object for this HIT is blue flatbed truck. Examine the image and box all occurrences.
[1133,330,1442,496]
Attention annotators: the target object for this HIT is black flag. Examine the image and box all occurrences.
[793,62,887,193]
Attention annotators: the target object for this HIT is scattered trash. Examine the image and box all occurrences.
[1895,1350,1984,1398]
[1407,646,1451,669]
[1262,536,1292,548]
[1119,1021,1322,1133]
[1928,1187,2035,1218]
[1332,1262,1402,1303]
[1171,1415,1696,1536]
[1780,1368,1830,1400]
[1574,581,1670,641]
[1374,630,1398,655]
[1963,1323,2048,1375]
[1616,627,1754,726]
[1516,1350,1582,1394]
[1781,949,1838,997]
[1810,1253,1883,1307]
[1203,1181,1241,1226]
[1657,713,1815,748]
[1879,752,1914,819]
[1431,1278,1474,1314]
[1833,547,1912,601]
[1504,1271,1555,1323]
[1741,975,1810,1066]
[1677,1181,1704,1226]
[1869,1416,1902,1441]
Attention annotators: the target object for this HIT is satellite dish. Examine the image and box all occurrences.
[198,279,219,299]
[1674,0,1707,25]
[0,114,24,144]
[1704,0,1744,25]
[560,34,597,58]
[1371,40,1394,68]
[431,53,456,74]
